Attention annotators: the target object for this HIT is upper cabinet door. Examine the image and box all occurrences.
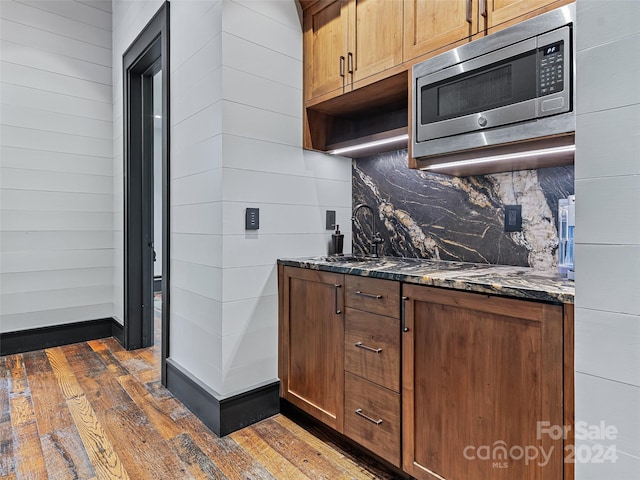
[303,0,350,101]
[403,0,475,61]
[349,0,403,84]
[486,0,563,29]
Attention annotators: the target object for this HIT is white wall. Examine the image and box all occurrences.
[168,0,224,391]
[574,1,640,478]
[217,0,352,395]
[111,0,352,396]
[0,0,114,332]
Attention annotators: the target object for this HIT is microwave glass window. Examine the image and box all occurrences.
[420,51,538,125]
[437,65,512,117]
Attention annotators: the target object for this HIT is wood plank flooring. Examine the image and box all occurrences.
[0,324,399,479]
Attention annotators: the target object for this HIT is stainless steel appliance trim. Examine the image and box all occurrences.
[412,3,576,161]
[535,27,571,118]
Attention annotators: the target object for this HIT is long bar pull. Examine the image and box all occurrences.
[334,284,342,314]
[355,409,383,425]
[339,55,345,78]
[466,0,472,23]
[347,52,354,74]
[401,296,409,332]
[355,342,382,354]
[480,0,487,18]
[355,291,382,299]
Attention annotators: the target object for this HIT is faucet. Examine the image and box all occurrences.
[352,203,383,258]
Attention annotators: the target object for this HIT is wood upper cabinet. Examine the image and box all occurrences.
[348,0,403,84]
[403,0,475,62]
[303,0,350,101]
[403,0,572,62]
[486,0,565,30]
[278,266,345,432]
[303,0,403,103]
[402,285,565,480]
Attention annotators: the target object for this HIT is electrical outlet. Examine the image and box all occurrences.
[326,210,336,230]
[504,205,522,232]
[245,208,259,230]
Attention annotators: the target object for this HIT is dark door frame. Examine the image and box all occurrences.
[123,2,170,384]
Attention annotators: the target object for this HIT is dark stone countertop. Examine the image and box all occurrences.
[278,256,574,304]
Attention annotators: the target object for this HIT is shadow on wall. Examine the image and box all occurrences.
[352,149,574,270]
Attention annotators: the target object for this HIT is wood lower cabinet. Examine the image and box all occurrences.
[278,266,345,432]
[343,275,402,466]
[402,284,565,480]
[278,267,572,479]
[344,372,401,465]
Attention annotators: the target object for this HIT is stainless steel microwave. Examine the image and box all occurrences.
[412,4,576,163]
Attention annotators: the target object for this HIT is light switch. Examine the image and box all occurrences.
[246,208,259,230]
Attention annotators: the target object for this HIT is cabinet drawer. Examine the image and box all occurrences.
[344,372,400,467]
[345,308,400,392]
[345,276,400,317]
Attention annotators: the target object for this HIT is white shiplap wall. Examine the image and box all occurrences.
[575,1,640,478]
[217,0,352,395]
[0,0,114,332]
[168,0,224,391]
[160,0,353,396]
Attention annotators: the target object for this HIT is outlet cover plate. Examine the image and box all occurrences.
[504,205,522,232]
[326,210,336,230]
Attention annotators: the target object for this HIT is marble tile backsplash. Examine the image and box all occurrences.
[352,149,574,270]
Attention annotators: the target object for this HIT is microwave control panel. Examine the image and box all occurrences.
[538,41,564,96]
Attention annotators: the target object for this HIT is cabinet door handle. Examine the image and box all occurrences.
[401,296,409,332]
[347,51,354,74]
[355,291,382,299]
[355,342,382,354]
[355,409,383,425]
[466,0,472,23]
[480,0,487,17]
[339,55,345,78]
[334,284,342,314]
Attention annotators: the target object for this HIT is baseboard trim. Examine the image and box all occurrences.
[0,317,124,356]
[165,358,279,436]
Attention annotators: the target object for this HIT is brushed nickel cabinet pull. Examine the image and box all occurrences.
[401,296,409,332]
[355,291,382,299]
[466,0,472,23]
[339,55,345,78]
[355,342,382,354]
[347,51,354,74]
[355,409,383,425]
[480,0,487,17]
[334,284,342,314]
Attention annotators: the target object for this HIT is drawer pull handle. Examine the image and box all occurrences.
[355,342,382,354]
[355,291,382,299]
[334,284,342,314]
[355,409,383,425]
[401,296,409,332]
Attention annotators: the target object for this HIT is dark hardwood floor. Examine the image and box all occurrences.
[0,302,399,479]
